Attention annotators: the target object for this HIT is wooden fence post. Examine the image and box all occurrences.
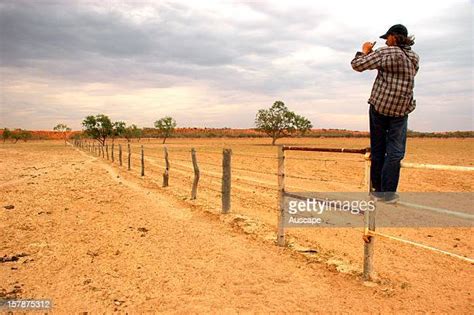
[119,144,123,166]
[106,144,109,160]
[141,145,145,176]
[221,148,232,213]
[163,147,169,187]
[277,145,286,246]
[191,148,200,199]
[363,151,376,281]
[127,143,131,170]
[111,143,115,162]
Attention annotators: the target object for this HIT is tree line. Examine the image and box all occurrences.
[1,101,378,145]
[79,115,177,145]
[3,101,473,145]
[76,101,311,145]
[1,129,32,143]
[1,101,312,145]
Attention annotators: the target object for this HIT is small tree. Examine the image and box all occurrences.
[123,124,143,142]
[255,101,312,145]
[135,126,143,142]
[111,121,126,143]
[82,114,113,145]
[11,133,20,143]
[2,128,12,143]
[53,123,72,145]
[154,117,177,144]
[20,130,33,142]
[11,129,32,143]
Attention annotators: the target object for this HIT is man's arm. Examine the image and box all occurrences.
[414,53,420,75]
[351,49,382,72]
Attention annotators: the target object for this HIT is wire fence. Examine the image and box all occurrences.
[276,145,474,281]
[74,140,370,196]
[70,139,474,282]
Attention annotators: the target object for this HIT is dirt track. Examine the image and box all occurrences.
[1,140,473,313]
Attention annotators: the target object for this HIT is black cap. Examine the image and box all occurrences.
[380,24,408,39]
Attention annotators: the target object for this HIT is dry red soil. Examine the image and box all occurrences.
[1,138,473,313]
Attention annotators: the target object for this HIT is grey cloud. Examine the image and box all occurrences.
[0,1,472,131]
[0,2,234,66]
[0,0,333,93]
[0,1,309,66]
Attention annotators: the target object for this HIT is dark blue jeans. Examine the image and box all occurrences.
[369,105,408,193]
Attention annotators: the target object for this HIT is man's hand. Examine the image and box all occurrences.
[362,41,376,55]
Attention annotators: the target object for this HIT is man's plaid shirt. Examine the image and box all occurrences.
[351,46,419,117]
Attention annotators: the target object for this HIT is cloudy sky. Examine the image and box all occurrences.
[0,0,472,131]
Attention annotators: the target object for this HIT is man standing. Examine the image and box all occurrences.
[351,24,419,202]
